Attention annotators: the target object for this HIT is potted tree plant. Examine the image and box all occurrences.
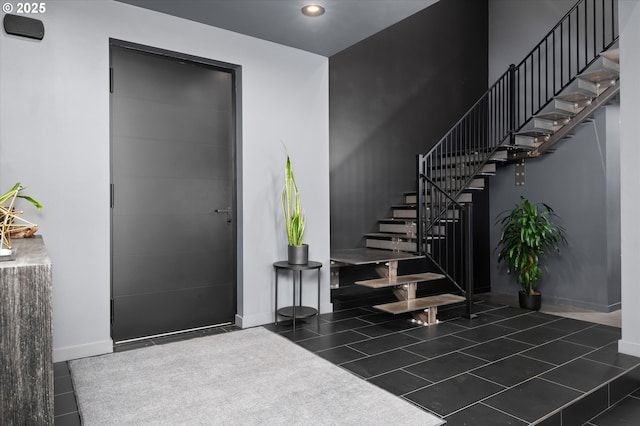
[495,196,567,310]
[282,152,307,264]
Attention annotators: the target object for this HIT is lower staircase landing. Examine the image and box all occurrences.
[331,248,464,325]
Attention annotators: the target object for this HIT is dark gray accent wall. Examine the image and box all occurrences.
[329,0,489,250]
[489,106,621,312]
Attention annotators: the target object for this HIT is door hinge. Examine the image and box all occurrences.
[110,183,114,208]
[110,299,114,324]
[109,67,114,93]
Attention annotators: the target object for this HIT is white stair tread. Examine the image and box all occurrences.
[355,272,445,288]
[374,294,465,314]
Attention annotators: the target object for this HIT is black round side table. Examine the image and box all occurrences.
[273,260,322,328]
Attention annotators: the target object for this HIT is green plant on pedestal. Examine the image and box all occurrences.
[282,153,305,246]
[281,151,307,264]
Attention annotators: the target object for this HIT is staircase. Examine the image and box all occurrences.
[331,0,619,324]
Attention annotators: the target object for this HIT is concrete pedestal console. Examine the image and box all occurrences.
[0,236,53,424]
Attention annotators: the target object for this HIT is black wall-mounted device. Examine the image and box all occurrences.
[3,13,44,40]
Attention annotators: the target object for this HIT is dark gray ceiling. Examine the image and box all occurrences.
[115,0,440,56]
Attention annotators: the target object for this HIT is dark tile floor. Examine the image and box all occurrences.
[264,300,640,426]
[54,303,640,425]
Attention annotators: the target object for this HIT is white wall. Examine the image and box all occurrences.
[618,0,640,357]
[0,1,330,361]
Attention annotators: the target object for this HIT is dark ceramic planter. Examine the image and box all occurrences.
[519,291,542,311]
[287,244,308,265]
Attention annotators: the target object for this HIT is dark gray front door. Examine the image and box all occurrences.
[110,44,236,342]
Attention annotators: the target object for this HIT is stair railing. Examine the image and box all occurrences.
[512,0,619,131]
[416,0,618,300]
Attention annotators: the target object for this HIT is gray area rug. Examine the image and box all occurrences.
[70,327,443,425]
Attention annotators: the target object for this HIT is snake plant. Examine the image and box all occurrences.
[281,153,305,246]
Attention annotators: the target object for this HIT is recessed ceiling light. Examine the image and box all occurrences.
[301,4,325,17]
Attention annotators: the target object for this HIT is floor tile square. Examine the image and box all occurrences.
[404,335,477,359]
[520,339,594,365]
[589,394,640,425]
[542,358,625,392]
[436,306,468,321]
[404,352,488,382]
[595,324,623,335]
[341,348,425,379]
[277,327,321,341]
[536,412,561,426]
[314,317,372,335]
[405,373,505,416]
[585,342,640,369]
[542,317,596,333]
[484,378,581,423]
[53,412,82,426]
[449,312,505,328]
[367,370,431,396]
[261,319,318,333]
[530,312,561,321]
[444,402,527,425]
[461,338,533,362]
[474,301,508,310]
[54,392,78,417]
[495,314,555,330]
[54,376,74,395]
[473,301,509,312]
[402,321,467,340]
[471,355,555,387]
[486,306,531,318]
[53,362,70,379]
[507,325,571,345]
[315,345,367,364]
[319,307,372,322]
[348,332,422,355]
[562,326,621,348]
[358,311,409,324]
[453,324,515,343]
[355,318,420,338]
[610,365,640,404]
[296,330,370,352]
[562,385,608,426]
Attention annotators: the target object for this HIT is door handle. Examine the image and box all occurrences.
[214,208,233,223]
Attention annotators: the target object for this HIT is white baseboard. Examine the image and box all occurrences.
[235,312,273,328]
[618,339,640,358]
[235,303,333,329]
[54,339,113,362]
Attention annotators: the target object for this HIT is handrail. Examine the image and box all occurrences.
[415,0,618,300]
[423,68,511,160]
[512,0,618,130]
